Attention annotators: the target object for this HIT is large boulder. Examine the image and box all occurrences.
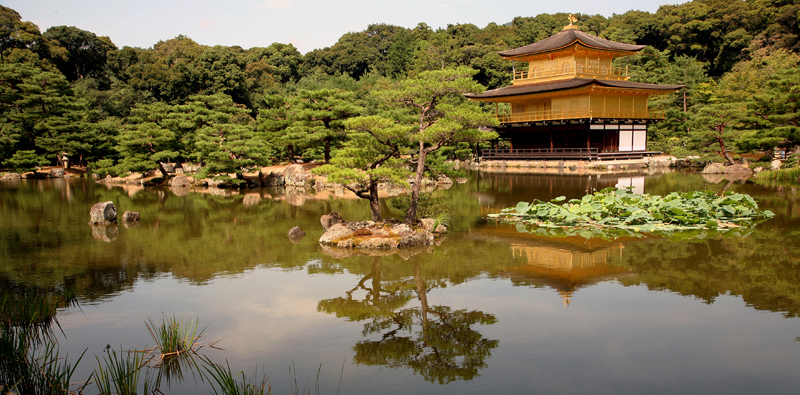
[89,201,117,225]
[284,164,313,187]
[702,162,726,174]
[724,164,753,178]
[319,217,441,250]
[1,172,21,181]
[170,174,191,187]
[420,218,437,232]
[319,223,355,244]
[183,164,201,174]
[320,212,346,231]
[359,237,400,249]
[48,168,65,178]
[264,171,285,186]
[160,163,176,174]
[771,159,782,171]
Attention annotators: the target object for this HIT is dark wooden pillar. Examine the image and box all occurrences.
[586,130,590,150]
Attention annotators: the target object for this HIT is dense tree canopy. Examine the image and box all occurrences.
[1,0,799,176]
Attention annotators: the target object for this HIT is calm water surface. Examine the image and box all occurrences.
[1,170,799,394]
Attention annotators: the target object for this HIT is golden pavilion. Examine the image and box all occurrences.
[466,15,683,161]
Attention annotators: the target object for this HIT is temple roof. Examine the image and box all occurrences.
[498,29,646,58]
[465,78,684,100]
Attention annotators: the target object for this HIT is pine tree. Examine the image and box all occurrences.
[116,101,181,177]
[258,94,302,162]
[289,89,361,163]
[187,94,268,182]
[313,115,412,221]
[373,67,497,224]
[738,66,800,155]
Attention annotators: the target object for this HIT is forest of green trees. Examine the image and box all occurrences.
[1,0,798,178]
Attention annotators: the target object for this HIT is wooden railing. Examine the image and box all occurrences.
[496,108,665,124]
[481,148,599,160]
[513,63,629,83]
[480,148,662,161]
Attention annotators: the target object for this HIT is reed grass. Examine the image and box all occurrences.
[0,289,85,395]
[289,362,321,395]
[755,167,800,181]
[202,357,270,395]
[92,347,154,395]
[146,313,208,357]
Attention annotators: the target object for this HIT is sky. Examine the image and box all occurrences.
[2,0,682,55]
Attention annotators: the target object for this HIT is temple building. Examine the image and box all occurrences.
[466,15,683,161]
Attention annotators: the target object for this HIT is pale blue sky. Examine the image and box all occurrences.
[2,0,682,54]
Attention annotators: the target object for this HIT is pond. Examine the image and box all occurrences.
[1,169,799,394]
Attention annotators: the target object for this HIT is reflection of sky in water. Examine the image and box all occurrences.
[55,266,800,395]
[3,174,800,394]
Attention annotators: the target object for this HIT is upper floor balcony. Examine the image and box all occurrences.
[495,107,665,124]
[513,63,629,84]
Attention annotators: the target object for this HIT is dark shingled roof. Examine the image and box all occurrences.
[498,29,646,58]
[464,79,684,99]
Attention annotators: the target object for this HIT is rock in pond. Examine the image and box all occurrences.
[122,211,140,222]
[288,226,306,238]
[702,163,725,174]
[320,212,346,231]
[170,174,192,187]
[89,201,117,225]
[318,213,444,250]
[724,164,753,178]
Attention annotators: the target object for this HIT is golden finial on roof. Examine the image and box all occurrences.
[563,14,580,30]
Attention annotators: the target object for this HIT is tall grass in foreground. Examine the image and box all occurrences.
[0,329,86,395]
[203,357,271,395]
[92,347,154,395]
[755,167,800,181]
[289,362,321,395]
[0,286,86,395]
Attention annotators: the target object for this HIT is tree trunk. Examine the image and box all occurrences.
[404,141,427,224]
[324,137,332,164]
[287,144,295,162]
[368,179,382,222]
[716,128,735,165]
[158,162,170,178]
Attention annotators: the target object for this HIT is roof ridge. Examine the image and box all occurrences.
[498,29,646,58]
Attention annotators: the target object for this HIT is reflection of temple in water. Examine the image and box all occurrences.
[473,171,646,216]
[471,223,637,307]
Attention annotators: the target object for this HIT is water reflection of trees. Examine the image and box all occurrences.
[611,219,800,317]
[318,257,499,384]
[0,179,375,301]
